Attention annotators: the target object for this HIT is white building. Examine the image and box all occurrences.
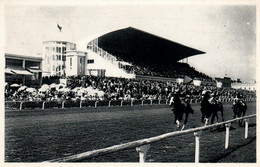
[65,50,87,76]
[77,38,135,78]
[231,82,256,91]
[42,41,76,76]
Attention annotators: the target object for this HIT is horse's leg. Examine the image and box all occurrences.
[215,111,219,123]
[211,112,217,124]
[181,112,189,131]
[220,105,224,122]
[176,119,180,128]
[204,115,209,126]
[221,110,224,122]
[201,113,205,123]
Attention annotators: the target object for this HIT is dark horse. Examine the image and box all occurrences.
[232,99,247,125]
[210,98,224,124]
[201,92,224,125]
[172,94,194,130]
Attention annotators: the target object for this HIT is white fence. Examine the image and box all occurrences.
[43,114,256,163]
[5,98,256,110]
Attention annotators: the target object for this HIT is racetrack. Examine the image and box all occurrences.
[5,101,256,162]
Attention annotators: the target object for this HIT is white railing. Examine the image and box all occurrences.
[43,114,256,163]
[5,98,256,110]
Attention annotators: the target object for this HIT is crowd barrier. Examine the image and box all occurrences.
[43,114,256,163]
[5,98,256,110]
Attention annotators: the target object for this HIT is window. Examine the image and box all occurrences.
[87,59,94,64]
[53,55,55,60]
[62,55,66,61]
[62,47,66,54]
[70,58,72,66]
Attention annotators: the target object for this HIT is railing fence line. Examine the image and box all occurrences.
[5,98,256,110]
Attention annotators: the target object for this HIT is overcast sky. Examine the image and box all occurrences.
[4,3,256,81]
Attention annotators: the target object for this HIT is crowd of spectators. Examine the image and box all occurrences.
[132,62,212,82]
[5,75,256,102]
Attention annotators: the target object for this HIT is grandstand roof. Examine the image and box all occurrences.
[97,27,205,64]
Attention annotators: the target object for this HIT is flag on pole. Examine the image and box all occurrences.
[57,23,62,32]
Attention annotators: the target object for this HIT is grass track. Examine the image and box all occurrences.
[5,102,256,162]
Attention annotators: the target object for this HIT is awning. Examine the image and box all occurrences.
[5,68,15,74]
[11,69,34,75]
[27,68,42,73]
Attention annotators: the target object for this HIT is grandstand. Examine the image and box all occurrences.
[78,27,209,81]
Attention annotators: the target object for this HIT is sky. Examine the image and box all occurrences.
[4,3,256,82]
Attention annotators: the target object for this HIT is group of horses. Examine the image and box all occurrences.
[170,91,247,130]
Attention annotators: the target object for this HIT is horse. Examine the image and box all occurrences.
[232,99,247,125]
[200,92,212,125]
[200,92,225,125]
[172,96,194,130]
[209,98,224,124]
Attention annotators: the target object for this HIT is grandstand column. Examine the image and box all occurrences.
[150,100,153,105]
[158,99,160,105]
[225,123,231,149]
[121,100,123,107]
[131,100,133,106]
[141,100,144,105]
[136,144,150,163]
[194,131,202,163]
[166,99,168,105]
[95,101,98,108]
[245,119,249,139]
[109,100,111,107]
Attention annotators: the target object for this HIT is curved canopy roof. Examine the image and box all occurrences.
[97,27,205,65]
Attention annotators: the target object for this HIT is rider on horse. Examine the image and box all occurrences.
[200,91,212,125]
[172,91,193,130]
[232,93,247,116]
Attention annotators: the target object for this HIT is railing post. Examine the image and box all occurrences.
[225,123,231,149]
[150,100,152,105]
[95,101,98,108]
[20,102,23,110]
[80,101,82,108]
[244,119,249,139]
[62,101,65,109]
[142,100,144,105]
[194,131,202,163]
[136,144,150,163]
[42,101,45,109]
[108,100,111,107]
[121,100,123,107]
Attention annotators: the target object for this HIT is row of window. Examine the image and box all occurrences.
[51,55,66,61]
[45,47,66,54]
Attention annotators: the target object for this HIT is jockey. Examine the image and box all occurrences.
[237,94,246,106]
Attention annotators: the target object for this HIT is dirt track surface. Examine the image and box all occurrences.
[5,102,256,162]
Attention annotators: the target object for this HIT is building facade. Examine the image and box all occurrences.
[65,50,88,76]
[5,53,42,87]
[231,82,256,91]
[42,41,76,76]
